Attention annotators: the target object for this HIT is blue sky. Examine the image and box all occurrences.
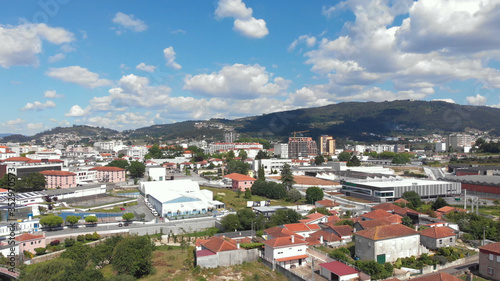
[1,0,500,135]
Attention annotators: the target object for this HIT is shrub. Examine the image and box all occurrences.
[92,231,101,241]
[77,235,85,242]
[85,233,93,241]
[65,238,76,247]
[239,243,264,249]
[34,248,46,255]
[50,239,60,246]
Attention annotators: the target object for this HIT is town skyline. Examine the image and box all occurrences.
[1,0,500,135]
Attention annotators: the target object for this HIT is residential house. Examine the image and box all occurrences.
[326,225,354,242]
[355,224,420,263]
[307,230,342,247]
[435,206,468,220]
[264,226,304,240]
[299,212,328,225]
[315,199,341,213]
[420,226,456,250]
[15,233,46,254]
[145,166,167,181]
[263,235,309,269]
[354,215,401,232]
[223,173,256,191]
[40,170,77,189]
[89,166,126,183]
[479,241,500,280]
[196,236,258,268]
[409,272,462,281]
[283,223,319,238]
[361,209,398,221]
[319,261,362,281]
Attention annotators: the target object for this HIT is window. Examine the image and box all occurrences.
[497,255,500,263]
[449,238,453,243]
[490,254,494,261]
[488,267,494,275]
[439,239,442,245]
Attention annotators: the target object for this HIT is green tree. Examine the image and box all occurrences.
[255,150,269,160]
[129,161,146,178]
[258,165,265,180]
[107,159,129,169]
[308,207,330,216]
[117,153,125,158]
[40,215,64,229]
[226,150,235,161]
[237,208,257,230]
[60,243,93,270]
[280,163,295,190]
[392,153,411,164]
[315,155,325,165]
[147,144,164,159]
[402,216,413,228]
[85,216,98,224]
[112,236,154,278]
[244,188,252,199]
[122,213,135,221]
[338,151,351,161]
[287,188,302,202]
[431,197,449,210]
[402,191,423,209]
[66,215,80,227]
[269,209,301,226]
[221,214,241,231]
[91,243,114,269]
[64,238,76,247]
[0,173,18,190]
[238,150,248,160]
[19,172,46,191]
[335,220,354,227]
[226,160,250,175]
[350,155,361,166]
[306,186,324,204]
[356,260,392,280]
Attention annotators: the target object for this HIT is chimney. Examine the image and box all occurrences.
[291,235,295,243]
[320,236,323,244]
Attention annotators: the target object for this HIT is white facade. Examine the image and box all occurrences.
[0,219,41,237]
[435,142,447,153]
[253,159,292,173]
[273,143,289,159]
[146,166,167,181]
[263,237,308,269]
[355,233,420,263]
[73,167,97,184]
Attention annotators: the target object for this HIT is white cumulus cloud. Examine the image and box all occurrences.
[65,105,90,117]
[21,100,56,111]
[48,53,66,63]
[466,94,487,105]
[183,63,290,98]
[46,66,113,88]
[44,90,63,99]
[112,12,147,33]
[163,47,182,70]
[0,23,74,68]
[136,62,156,73]
[214,0,268,38]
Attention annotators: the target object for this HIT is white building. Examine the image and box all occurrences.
[140,180,224,217]
[435,142,447,153]
[71,167,97,184]
[0,219,42,237]
[252,159,292,174]
[273,143,289,159]
[146,166,167,181]
[262,235,309,269]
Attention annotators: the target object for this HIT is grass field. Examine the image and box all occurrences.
[200,186,295,211]
[139,246,290,281]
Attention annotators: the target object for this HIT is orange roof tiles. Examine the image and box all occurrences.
[40,170,76,176]
[263,236,308,248]
[15,233,44,242]
[355,224,418,241]
[356,215,402,230]
[309,230,341,242]
[479,241,500,255]
[264,226,304,239]
[90,166,126,171]
[330,225,354,237]
[315,199,340,208]
[371,203,406,214]
[200,236,238,253]
[284,223,312,232]
[223,173,256,181]
[420,226,456,239]
[436,206,467,214]
[275,254,309,262]
[394,198,409,204]
[361,209,395,220]
[4,157,31,162]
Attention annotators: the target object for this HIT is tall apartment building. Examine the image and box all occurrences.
[319,136,336,155]
[288,137,318,159]
[273,143,289,159]
[446,134,473,150]
[224,131,238,143]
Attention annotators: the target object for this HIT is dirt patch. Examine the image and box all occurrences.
[269,175,340,186]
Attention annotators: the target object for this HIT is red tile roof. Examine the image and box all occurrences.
[15,233,44,242]
[361,209,395,220]
[355,224,419,241]
[436,206,467,214]
[327,215,341,223]
[409,272,461,281]
[4,157,31,162]
[394,198,409,204]
[305,236,322,246]
[319,261,359,276]
[90,166,125,171]
[420,226,456,239]
[40,170,76,176]
[356,216,402,230]
[309,230,341,242]
[479,241,500,255]
[307,224,321,231]
[196,249,216,257]
[264,226,304,239]
[284,223,312,232]
[223,173,256,181]
[263,236,308,248]
[315,199,340,208]
[330,225,354,237]
[201,236,238,253]
[371,203,406,214]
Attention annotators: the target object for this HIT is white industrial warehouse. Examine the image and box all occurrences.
[140,179,224,217]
